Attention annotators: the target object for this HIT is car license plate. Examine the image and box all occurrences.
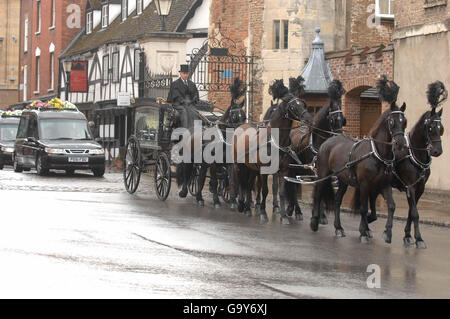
[68,157,89,163]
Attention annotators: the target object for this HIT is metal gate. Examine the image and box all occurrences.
[187,29,255,118]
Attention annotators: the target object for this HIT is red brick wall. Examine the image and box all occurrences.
[394,0,450,29]
[19,0,33,103]
[349,0,394,47]
[327,46,394,137]
[21,0,86,102]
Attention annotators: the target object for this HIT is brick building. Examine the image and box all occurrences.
[0,0,21,108]
[393,0,449,191]
[17,0,87,106]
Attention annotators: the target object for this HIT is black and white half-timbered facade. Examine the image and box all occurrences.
[60,0,209,161]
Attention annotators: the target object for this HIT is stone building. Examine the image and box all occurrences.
[0,0,21,108]
[393,0,449,191]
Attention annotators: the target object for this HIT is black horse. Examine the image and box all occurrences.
[311,76,407,243]
[195,78,247,207]
[232,79,313,223]
[285,80,347,222]
[353,81,446,248]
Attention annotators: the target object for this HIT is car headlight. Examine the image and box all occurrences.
[45,148,66,154]
[1,147,14,153]
[89,149,105,155]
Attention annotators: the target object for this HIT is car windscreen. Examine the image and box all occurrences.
[39,119,93,140]
[0,124,19,141]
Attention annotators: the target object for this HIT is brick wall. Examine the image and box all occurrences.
[326,45,394,137]
[395,0,449,29]
[349,0,394,47]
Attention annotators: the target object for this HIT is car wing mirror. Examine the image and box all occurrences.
[27,137,37,143]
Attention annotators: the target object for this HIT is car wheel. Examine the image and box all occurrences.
[13,155,23,173]
[93,167,105,177]
[66,169,75,176]
[0,164,3,170]
[36,154,48,176]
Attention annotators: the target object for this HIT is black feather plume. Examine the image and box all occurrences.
[289,76,306,97]
[328,80,346,101]
[269,79,289,100]
[427,81,448,109]
[377,75,400,104]
[230,78,246,100]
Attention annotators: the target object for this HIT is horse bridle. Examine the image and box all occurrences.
[284,97,309,123]
[387,110,406,141]
[328,109,345,133]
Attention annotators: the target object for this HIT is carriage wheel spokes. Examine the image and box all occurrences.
[123,136,142,194]
[155,152,171,201]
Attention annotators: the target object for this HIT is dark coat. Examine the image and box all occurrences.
[167,78,199,105]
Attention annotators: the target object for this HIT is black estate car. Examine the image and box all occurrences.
[0,115,20,169]
[13,108,106,176]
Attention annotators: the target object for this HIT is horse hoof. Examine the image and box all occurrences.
[250,202,255,209]
[230,203,237,210]
[335,229,346,238]
[238,202,245,213]
[403,237,415,247]
[319,215,328,225]
[245,210,252,217]
[367,230,373,239]
[255,203,260,212]
[260,214,269,223]
[360,236,371,244]
[281,217,291,225]
[367,214,378,224]
[273,206,281,215]
[416,241,427,249]
[382,231,391,244]
[295,213,303,221]
[179,190,188,198]
[197,200,205,207]
[214,203,221,209]
[310,218,319,232]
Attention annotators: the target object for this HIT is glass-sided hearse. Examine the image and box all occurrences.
[14,104,106,176]
[0,111,22,170]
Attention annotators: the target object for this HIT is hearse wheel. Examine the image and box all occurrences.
[36,154,49,176]
[155,152,171,201]
[93,167,105,177]
[123,136,142,194]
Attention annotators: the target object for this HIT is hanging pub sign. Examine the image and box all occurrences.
[70,61,88,93]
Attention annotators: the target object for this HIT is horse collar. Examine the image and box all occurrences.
[370,138,394,167]
[406,133,432,170]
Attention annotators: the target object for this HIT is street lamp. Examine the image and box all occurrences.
[63,60,72,101]
[155,0,173,32]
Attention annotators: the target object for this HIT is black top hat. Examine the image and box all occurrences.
[179,64,189,73]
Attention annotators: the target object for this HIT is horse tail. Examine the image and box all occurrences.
[322,178,335,212]
[176,164,184,187]
[176,163,193,187]
[351,188,361,215]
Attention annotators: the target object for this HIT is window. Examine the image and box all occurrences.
[36,0,41,33]
[17,115,30,139]
[35,56,40,93]
[102,55,109,85]
[273,20,289,49]
[122,0,128,21]
[50,0,56,28]
[24,19,29,52]
[49,53,55,90]
[376,0,395,18]
[134,50,141,81]
[136,0,143,15]
[86,12,93,34]
[102,5,109,28]
[112,52,119,83]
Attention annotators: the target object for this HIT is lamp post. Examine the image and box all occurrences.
[63,60,72,101]
[155,0,173,32]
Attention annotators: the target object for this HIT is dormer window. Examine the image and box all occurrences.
[102,5,109,28]
[136,0,143,15]
[122,0,128,21]
[86,11,93,34]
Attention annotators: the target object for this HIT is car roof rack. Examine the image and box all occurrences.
[31,107,79,112]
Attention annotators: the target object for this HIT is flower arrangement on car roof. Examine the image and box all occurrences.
[27,98,78,110]
[0,110,23,117]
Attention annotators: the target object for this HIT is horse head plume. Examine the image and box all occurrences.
[269,79,289,100]
[289,76,306,97]
[230,77,246,101]
[427,81,448,110]
[377,75,400,106]
[328,80,346,102]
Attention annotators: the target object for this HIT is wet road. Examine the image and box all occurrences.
[0,169,449,298]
